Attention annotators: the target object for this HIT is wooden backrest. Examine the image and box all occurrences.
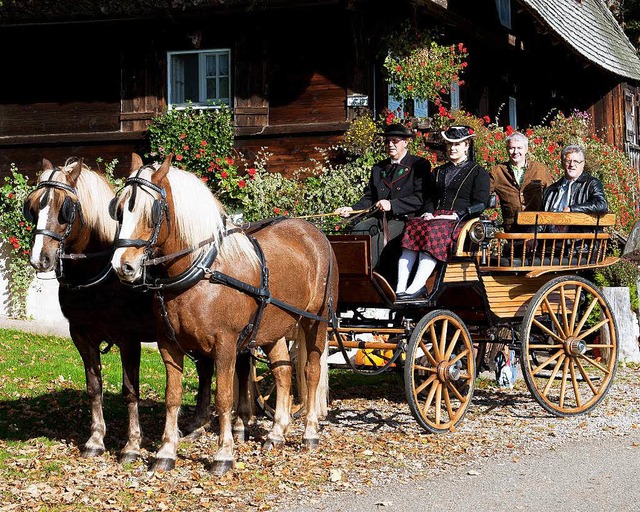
[327,234,372,278]
[516,211,616,226]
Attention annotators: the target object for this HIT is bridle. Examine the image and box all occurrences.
[110,171,171,254]
[23,169,81,244]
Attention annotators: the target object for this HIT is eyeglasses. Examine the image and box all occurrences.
[563,158,584,166]
[385,138,405,145]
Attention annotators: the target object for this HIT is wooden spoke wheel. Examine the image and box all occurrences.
[404,310,475,433]
[251,346,303,420]
[520,275,618,417]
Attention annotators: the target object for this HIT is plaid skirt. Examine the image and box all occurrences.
[401,210,462,262]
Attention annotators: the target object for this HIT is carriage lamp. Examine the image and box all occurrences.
[469,219,497,265]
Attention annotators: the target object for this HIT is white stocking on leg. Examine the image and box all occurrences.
[405,252,437,294]
[395,249,418,294]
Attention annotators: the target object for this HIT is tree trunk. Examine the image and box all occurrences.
[602,286,640,363]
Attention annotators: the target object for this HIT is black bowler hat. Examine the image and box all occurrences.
[441,125,475,142]
[378,123,415,138]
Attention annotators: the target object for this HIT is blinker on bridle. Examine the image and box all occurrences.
[111,170,171,251]
[23,169,81,242]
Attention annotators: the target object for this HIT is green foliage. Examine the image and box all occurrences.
[0,166,35,319]
[382,25,468,104]
[593,252,640,310]
[147,104,248,210]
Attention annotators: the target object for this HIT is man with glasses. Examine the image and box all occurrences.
[334,123,430,270]
[542,144,608,216]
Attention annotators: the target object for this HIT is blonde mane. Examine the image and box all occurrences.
[135,164,260,269]
[41,159,117,244]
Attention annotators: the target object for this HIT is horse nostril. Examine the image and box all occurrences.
[122,262,136,277]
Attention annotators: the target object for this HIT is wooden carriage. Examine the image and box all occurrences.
[309,211,620,433]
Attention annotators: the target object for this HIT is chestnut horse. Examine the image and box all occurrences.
[110,154,337,475]
[24,158,214,462]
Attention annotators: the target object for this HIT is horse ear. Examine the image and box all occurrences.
[68,157,83,183]
[155,153,173,182]
[131,153,144,172]
[42,158,53,171]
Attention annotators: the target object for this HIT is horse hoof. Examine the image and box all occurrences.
[210,460,233,476]
[81,448,105,458]
[303,438,319,450]
[263,438,284,451]
[151,458,175,472]
[119,452,140,464]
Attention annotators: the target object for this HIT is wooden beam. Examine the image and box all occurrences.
[516,212,616,226]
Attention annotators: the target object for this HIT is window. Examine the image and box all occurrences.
[168,49,231,109]
[508,96,517,128]
[495,0,512,29]
[450,82,460,111]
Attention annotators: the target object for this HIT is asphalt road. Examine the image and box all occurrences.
[283,433,640,512]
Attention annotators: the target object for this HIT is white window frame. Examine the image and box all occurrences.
[167,48,231,110]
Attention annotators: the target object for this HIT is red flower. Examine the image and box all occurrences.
[247,168,256,176]
[225,157,234,165]
[273,207,281,215]
[183,145,189,151]
[482,115,491,124]
[506,125,514,136]
[180,133,186,139]
[175,154,183,161]
[468,128,474,135]
[396,65,402,72]
[7,192,14,199]
[220,171,229,179]
[201,140,207,147]
[238,179,246,188]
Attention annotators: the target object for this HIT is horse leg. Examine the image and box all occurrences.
[295,330,329,420]
[118,340,142,463]
[233,350,253,442]
[211,347,237,476]
[71,332,106,457]
[300,321,326,449]
[151,344,184,472]
[183,356,214,440]
[263,336,292,451]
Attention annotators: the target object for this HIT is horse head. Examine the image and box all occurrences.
[111,153,175,283]
[25,157,86,272]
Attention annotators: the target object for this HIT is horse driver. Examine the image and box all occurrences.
[334,123,431,273]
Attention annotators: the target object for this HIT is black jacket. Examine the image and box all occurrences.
[422,160,491,218]
[352,153,431,218]
[541,173,608,214]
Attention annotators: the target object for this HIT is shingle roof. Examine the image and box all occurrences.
[519,0,640,81]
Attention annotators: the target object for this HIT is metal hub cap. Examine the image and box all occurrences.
[565,337,587,356]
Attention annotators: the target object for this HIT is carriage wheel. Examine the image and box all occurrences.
[520,275,618,417]
[251,347,303,420]
[404,310,475,434]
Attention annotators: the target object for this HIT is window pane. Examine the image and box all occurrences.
[206,78,216,100]
[168,49,231,108]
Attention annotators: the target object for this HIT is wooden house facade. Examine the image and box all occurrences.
[1,0,640,178]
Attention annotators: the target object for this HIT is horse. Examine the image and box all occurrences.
[24,157,215,462]
[109,153,338,475]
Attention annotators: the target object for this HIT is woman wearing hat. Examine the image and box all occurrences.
[334,123,431,269]
[395,125,490,300]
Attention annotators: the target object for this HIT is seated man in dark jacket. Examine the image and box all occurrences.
[542,144,608,259]
[334,123,431,271]
[542,144,608,219]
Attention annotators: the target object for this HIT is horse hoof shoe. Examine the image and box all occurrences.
[210,460,233,476]
[151,458,175,472]
[81,448,105,458]
[303,438,319,450]
[119,452,140,464]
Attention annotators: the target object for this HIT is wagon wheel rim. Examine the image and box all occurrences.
[404,310,475,433]
[251,347,304,419]
[520,276,618,417]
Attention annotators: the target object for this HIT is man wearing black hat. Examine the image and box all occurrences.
[334,123,431,269]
